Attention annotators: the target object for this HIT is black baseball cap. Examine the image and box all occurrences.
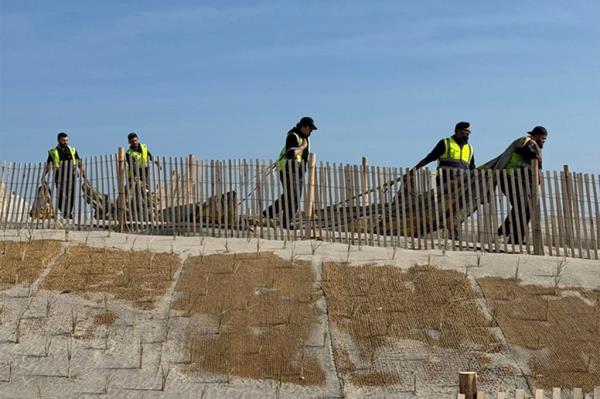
[455,121,470,132]
[528,126,548,136]
[298,116,317,130]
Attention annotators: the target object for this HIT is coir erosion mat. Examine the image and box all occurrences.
[322,263,503,386]
[479,277,600,392]
[0,240,62,289]
[172,252,325,385]
[43,244,180,309]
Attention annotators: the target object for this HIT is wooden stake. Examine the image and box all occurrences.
[304,153,317,239]
[361,157,369,245]
[552,387,561,399]
[585,174,599,259]
[458,371,477,399]
[116,148,126,232]
[531,159,544,255]
[562,165,575,256]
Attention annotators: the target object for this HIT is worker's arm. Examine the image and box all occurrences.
[74,151,86,178]
[148,150,161,169]
[414,139,445,169]
[42,163,50,178]
[42,154,53,178]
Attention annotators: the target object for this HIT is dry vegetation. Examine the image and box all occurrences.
[478,277,600,392]
[0,240,62,289]
[322,263,502,386]
[93,310,116,327]
[43,245,180,309]
[172,252,325,385]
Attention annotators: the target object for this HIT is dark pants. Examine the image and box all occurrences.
[264,166,305,227]
[498,172,531,244]
[54,170,77,219]
[128,166,150,184]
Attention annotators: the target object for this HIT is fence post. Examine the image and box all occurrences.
[459,371,477,399]
[531,159,544,255]
[116,147,126,232]
[361,157,368,199]
[563,164,574,250]
[361,157,370,245]
[187,154,195,204]
[304,153,317,239]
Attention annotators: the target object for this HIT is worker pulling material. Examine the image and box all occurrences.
[126,132,160,183]
[42,132,86,219]
[413,121,475,240]
[481,125,548,245]
[263,116,317,228]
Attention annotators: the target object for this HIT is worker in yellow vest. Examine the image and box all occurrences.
[263,117,317,228]
[43,132,85,219]
[414,121,475,171]
[493,126,548,244]
[126,132,159,183]
[413,122,475,240]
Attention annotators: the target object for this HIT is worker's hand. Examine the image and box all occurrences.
[292,148,304,157]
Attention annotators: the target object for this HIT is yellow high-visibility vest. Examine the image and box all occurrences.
[48,146,77,168]
[505,136,533,170]
[127,144,149,178]
[127,144,149,167]
[437,137,473,169]
[276,133,309,172]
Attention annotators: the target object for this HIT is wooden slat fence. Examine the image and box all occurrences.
[1,152,598,260]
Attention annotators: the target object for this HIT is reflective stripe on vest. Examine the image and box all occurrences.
[276,133,309,172]
[437,137,473,169]
[48,146,77,168]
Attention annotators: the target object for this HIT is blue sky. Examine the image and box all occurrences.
[1,1,599,172]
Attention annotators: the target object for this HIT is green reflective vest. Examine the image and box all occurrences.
[437,137,473,169]
[48,146,77,168]
[276,133,309,172]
